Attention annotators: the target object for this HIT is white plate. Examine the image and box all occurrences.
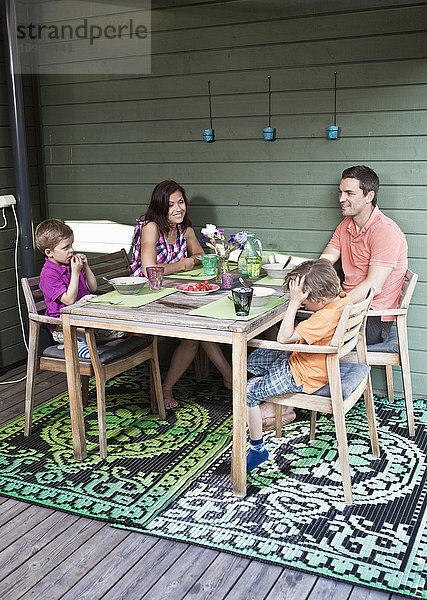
[176,283,220,296]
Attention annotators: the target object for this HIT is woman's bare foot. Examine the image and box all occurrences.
[162,388,178,410]
[223,378,232,390]
[262,410,296,431]
[261,402,296,431]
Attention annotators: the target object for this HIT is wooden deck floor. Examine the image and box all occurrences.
[0,364,408,600]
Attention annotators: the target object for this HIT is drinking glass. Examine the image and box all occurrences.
[245,256,262,279]
[232,287,253,316]
[221,272,234,289]
[146,266,164,290]
[200,254,218,276]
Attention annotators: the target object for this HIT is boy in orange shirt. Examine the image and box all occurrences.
[246,259,352,472]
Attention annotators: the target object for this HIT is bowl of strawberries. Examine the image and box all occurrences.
[176,281,220,295]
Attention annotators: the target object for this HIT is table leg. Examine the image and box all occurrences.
[231,331,247,498]
[62,314,87,460]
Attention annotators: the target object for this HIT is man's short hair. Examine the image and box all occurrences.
[341,165,379,206]
[35,219,73,254]
[284,259,341,302]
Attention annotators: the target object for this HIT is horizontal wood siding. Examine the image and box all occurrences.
[27,0,427,393]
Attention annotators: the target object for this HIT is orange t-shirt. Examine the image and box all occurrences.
[289,292,352,393]
[328,207,407,321]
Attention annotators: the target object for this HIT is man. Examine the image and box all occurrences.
[320,165,408,345]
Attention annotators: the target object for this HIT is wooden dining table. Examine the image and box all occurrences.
[60,278,289,498]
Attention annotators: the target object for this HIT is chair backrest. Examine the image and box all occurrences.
[399,269,418,311]
[21,275,60,325]
[331,288,374,360]
[88,248,130,293]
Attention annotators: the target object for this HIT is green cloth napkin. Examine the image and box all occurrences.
[254,275,286,286]
[189,295,287,321]
[88,287,176,307]
[166,264,237,280]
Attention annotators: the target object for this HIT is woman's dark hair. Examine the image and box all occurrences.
[144,180,192,236]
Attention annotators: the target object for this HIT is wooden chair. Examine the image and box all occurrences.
[22,249,165,459]
[193,346,210,381]
[87,248,133,293]
[248,289,379,504]
[344,269,418,436]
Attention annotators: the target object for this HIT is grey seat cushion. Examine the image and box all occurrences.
[42,336,149,365]
[367,327,399,353]
[313,362,370,399]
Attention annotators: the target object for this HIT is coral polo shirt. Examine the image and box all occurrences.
[328,207,407,321]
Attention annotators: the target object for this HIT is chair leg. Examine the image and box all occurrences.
[24,320,40,436]
[95,374,107,459]
[150,367,156,413]
[200,347,210,379]
[363,375,380,458]
[193,346,209,382]
[309,411,317,440]
[330,393,353,504]
[193,349,202,382]
[395,317,415,436]
[81,376,90,408]
[385,365,394,403]
[274,404,282,438]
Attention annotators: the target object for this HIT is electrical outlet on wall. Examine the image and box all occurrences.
[0,195,16,208]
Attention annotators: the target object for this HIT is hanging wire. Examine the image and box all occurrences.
[334,71,338,127]
[0,204,29,386]
[208,80,213,129]
[268,75,272,128]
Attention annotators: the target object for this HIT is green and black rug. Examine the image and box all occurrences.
[0,367,233,526]
[136,396,426,599]
[0,368,425,598]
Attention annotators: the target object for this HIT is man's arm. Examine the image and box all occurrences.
[346,264,393,304]
[320,244,340,265]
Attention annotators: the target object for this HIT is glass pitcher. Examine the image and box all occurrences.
[238,232,262,275]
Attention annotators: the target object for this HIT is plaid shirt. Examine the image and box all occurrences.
[129,219,187,276]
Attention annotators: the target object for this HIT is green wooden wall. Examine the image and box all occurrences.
[2,0,426,395]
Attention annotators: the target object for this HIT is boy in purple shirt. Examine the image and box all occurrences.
[35,219,123,357]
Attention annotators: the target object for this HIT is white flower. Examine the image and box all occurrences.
[201,224,217,237]
[235,231,247,244]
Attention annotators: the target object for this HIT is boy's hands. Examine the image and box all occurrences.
[288,275,309,307]
[74,253,88,266]
[70,254,84,274]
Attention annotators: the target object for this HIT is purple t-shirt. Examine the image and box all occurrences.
[39,259,89,331]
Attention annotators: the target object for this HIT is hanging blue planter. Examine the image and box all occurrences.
[202,128,215,142]
[203,80,215,142]
[327,71,339,139]
[263,127,275,141]
[263,75,276,141]
[327,125,339,139]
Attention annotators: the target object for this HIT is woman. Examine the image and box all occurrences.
[130,180,232,410]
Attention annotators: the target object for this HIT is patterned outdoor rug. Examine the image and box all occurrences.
[0,366,232,526]
[129,395,425,599]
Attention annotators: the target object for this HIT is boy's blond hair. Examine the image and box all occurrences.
[284,259,341,302]
[35,219,73,254]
